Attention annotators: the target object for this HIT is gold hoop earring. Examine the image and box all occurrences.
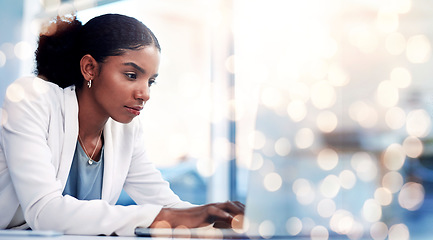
[87,79,92,88]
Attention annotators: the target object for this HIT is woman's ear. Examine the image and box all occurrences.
[80,54,98,82]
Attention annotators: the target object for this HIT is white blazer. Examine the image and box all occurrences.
[0,77,193,236]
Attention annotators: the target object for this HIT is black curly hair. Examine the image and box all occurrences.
[35,14,160,89]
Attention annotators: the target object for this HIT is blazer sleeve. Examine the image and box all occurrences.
[123,118,195,209]
[0,77,183,236]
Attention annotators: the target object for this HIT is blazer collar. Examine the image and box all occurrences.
[57,85,79,189]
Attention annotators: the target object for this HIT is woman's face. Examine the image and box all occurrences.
[91,46,160,123]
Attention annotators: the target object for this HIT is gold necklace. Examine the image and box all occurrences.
[78,130,103,165]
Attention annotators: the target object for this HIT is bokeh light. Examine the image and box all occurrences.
[14,41,33,60]
[388,224,410,240]
[317,148,339,171]
[327,63,350,86]
[374,187,393,206]
[370,221,388,240]
[310,81,336,109]
[382,171,404,193]
[382,143,406,171]
[263,172,282,192]
[376,10,399,33]
[390,67,411,88]
[339,170,356,189]
[348,25,378,53]
[385,32,406,55]
[317,198,336,218]
[6,83,26,103]
[329,209,354,235]
[295,128,315,149]
[376,80,399,108]
[405,109,431,138]
[385,107,406,130]
[398,182,424,211]
[287,100,307,122]
[402,136,423,158]
[349,101,378,128]
[351,152,378,182]
[259,220,275,238]
[362,199,382,222]
[0,51,6,67]
[286,217,302,236]
[274,137,291,156]
[406,35,431,63]
[310,225,329,240]
[292,178,315,205]
[316,111,338,133]
[319,174,340,198]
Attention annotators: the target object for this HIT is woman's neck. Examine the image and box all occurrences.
[75,87,108,139]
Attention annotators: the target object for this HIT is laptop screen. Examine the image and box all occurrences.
[241,98,429,239]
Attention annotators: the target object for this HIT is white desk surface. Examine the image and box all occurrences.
[0,234,146,240]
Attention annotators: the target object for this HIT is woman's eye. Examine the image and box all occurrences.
[148,78,156,87]
[125,73,137,79]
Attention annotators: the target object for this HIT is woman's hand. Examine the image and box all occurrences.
[149,201,245,229]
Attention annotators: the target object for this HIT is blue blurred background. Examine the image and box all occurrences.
[1,0,433,239]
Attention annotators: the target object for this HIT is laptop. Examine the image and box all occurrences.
[135,106,396,239]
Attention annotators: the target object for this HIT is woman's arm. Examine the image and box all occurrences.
[124,118,245,229]
[0,78,168,236]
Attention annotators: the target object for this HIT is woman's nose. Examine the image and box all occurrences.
[135,84,150,102]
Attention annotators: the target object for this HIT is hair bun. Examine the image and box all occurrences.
[35,15,83,88]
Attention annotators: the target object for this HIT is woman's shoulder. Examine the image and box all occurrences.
[5,76,71,104]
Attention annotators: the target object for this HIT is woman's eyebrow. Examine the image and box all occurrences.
[123,62,145,73]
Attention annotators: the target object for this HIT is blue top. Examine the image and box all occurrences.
[63,141,104,200]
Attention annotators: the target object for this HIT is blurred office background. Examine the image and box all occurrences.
[1,0,433,239]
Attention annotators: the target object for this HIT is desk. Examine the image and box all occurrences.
[0,230,430,240]
[0,234,144,240]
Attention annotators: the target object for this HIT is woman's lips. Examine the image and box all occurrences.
[125,106,143,116]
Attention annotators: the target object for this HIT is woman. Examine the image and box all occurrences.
[0,14,244,236]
